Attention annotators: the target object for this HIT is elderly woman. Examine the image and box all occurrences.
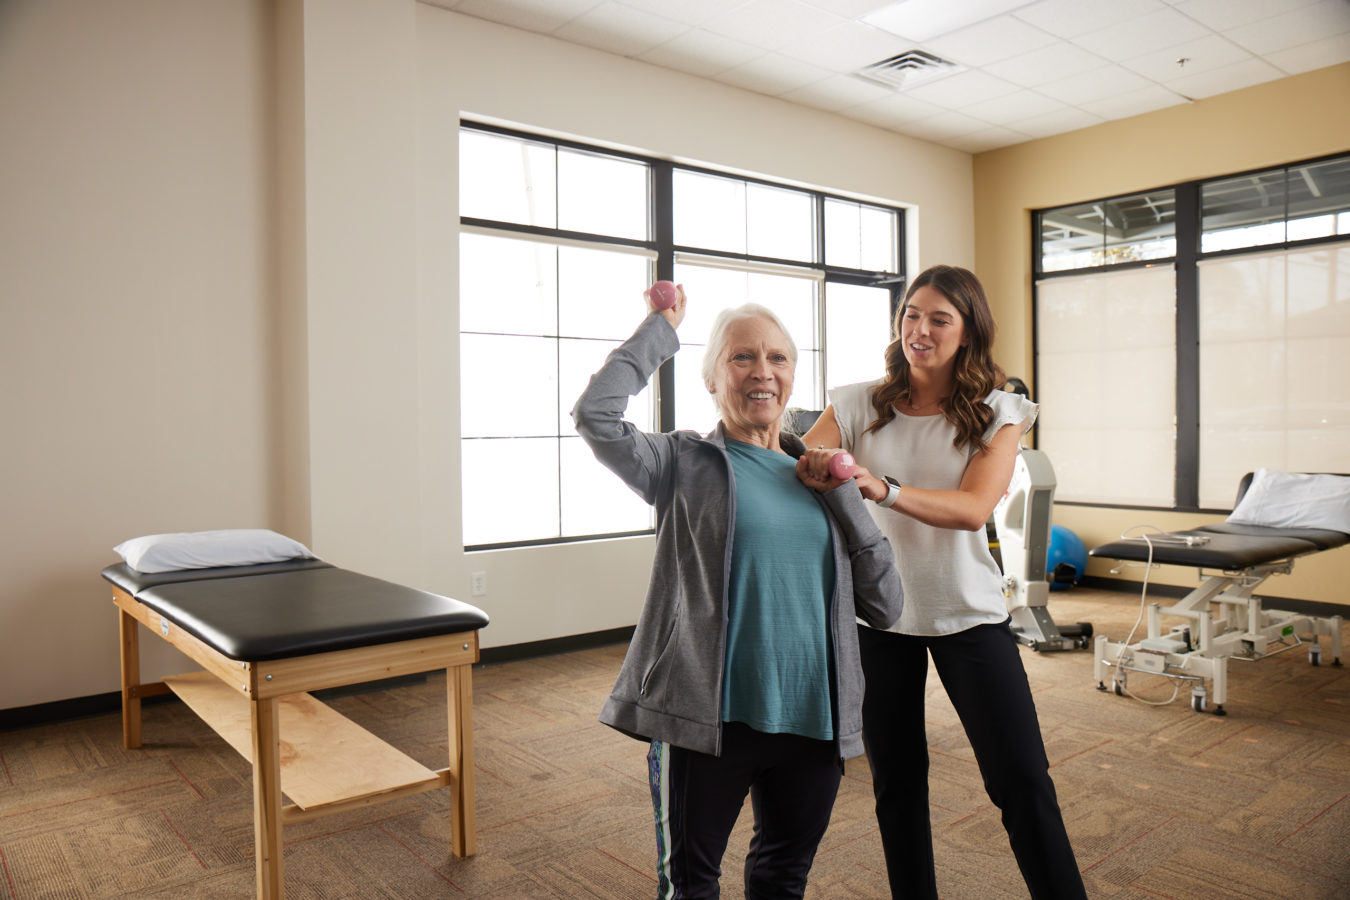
[572,286,904,899]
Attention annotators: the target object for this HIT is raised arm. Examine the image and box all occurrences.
[571,287,686,503]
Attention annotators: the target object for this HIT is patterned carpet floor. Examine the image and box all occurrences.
[1,587,1347,898]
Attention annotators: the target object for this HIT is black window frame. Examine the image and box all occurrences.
[1032,151,1350,514]
[460,121,907,549]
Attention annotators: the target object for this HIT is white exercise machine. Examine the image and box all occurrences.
[992,449,1092,652]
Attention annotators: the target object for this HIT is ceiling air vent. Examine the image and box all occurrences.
[854,50,964,90]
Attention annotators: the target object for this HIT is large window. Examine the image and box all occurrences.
[1034,153,1350,511]
[460,124,904,548]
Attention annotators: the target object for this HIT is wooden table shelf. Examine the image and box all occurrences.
[164,670,441,811]
[111,580,481,899]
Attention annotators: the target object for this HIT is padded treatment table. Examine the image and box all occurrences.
[102,559,490,899]
[1087,474,1347,715]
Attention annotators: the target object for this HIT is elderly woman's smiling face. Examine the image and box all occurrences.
[709,315,795,445]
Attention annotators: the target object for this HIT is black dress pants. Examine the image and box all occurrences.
[857,621,1087,900]
[648,722,842,899]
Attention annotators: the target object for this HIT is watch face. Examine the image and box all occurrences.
[884,476,901,488]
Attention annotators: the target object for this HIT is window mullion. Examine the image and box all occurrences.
[1175,182,1200,510]
[653,160,675,433]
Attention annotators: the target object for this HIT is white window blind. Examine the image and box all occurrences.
[1197,241,1350,507]
[1036,265,1177,505]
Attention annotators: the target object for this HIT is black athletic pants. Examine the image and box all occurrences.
[648,722,842,899]
[857,621,1087,900]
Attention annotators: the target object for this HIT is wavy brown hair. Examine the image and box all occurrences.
[865,264,1007,452]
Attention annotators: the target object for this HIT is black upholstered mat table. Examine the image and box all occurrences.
[102,560,489,899]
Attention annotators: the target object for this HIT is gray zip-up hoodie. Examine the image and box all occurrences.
[572,313,904,760]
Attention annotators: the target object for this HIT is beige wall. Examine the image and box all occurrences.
[0,0,304,709]
[0,0,976,711]
[973,63,1350,603]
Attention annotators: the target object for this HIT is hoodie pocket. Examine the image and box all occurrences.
[640,620,678,697]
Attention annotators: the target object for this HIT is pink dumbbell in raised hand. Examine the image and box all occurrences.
[829,452,856,480]
[649,280,679,310]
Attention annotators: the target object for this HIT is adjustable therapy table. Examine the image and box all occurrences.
[103,558,490,898]
[1088,474,1346,715]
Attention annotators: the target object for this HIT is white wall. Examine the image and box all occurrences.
[402,6,974,647]
[0,0,976,712]
[0,0,293,710]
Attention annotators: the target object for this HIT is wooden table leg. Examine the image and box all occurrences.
[251,696,284,899]
[446,663,476,857]
[119,608,142,749]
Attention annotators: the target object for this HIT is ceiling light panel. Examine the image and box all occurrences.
[922,14,1061,66]
[864,0,1038,42]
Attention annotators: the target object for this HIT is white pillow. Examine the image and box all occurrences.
[1226,469,1350,532]
[113,529,315,574]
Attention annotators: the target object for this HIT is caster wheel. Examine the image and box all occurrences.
[1310,644,1321,666]
[1113,680,1125,697]
[1191,689,1207,713]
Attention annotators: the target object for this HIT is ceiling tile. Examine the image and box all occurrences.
[1165,56,1289,99]
[1264,32,1350,73]
[452,0,603,34]
[1171,0,1323,31]
[902,109,992,140]
[554,2,691,57]
[439,0,1336,153]
[778,20,915,73]
[847,90,949,128]
[1013,105,1108,138]
[1223,0,1350,55]
[1119,33,1253,82]
[1075,82,1191,118]
[639,28,767,77]
[864,0,1039,42]
[982,41,1112,86]
[1036,63,1153,104]
[612,0,749,28]
[700,0,844,51]
[781,73,898,111]
[1073,7,1212,62]
[904,68,1023,108]
[946,125,1035,152]
[960,88,1068,126]
[798,0,899,16]
[716,51,837,95]
[1012,0,1167,39]
[923,15,1061,67]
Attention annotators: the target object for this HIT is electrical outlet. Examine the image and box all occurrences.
[470,571,487,597]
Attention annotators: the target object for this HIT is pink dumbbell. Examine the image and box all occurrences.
[649,280,678,310]
[829,452,856,480]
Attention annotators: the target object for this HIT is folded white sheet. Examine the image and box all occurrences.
[1226,469,1350,532]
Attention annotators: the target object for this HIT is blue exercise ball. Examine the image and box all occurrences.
[1046,525,1088,591]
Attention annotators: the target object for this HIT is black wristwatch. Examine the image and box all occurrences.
[878,475,902,508]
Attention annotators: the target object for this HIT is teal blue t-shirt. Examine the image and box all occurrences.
[721,440,836,741]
